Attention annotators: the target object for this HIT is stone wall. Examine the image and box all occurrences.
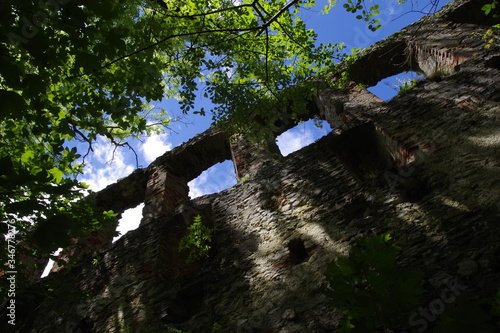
[4,0,499,332]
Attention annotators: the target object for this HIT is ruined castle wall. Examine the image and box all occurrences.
[8,1,500,332]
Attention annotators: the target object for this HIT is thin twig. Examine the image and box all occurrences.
[67,26,263,79]
[153,0,257,19]
[68,121,94,161]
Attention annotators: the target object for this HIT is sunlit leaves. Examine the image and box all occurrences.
[178,215,216,262]
[342,0,382,31]
[48,168,65,184]
[482,0,499,17]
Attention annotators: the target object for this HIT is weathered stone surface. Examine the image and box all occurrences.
[95,168,148,215]
[4,1,499,332]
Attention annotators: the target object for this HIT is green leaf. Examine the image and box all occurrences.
[0,90,26,119]
[339,315,355,332]
[49,167,65,184]
[21,150,35,163]
[103,210,118,218]
[482,4,492,15]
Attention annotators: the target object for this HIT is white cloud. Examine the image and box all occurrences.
[80,136,135,191]
[188,161,237,198]
[140,133,173,164]
[113,203,144,242]
[277,125,315,157]
[276,120,331,156]
[188,172,208,199]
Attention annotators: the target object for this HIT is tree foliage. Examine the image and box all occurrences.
[0,0,344,276]
[0,0,392,291]
[178,215,216,263]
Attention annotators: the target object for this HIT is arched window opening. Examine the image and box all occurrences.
[188,160,237,199]
[368,71,424,101]
[276,119,332,157]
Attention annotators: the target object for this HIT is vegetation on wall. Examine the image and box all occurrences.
[178,215,216,263]
[482,0,500,28]
[395,76,422,96]
[435,289,500,332]
[325,234,500,332]
[325,234,424,332]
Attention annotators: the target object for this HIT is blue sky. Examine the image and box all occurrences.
[73,0,448,242]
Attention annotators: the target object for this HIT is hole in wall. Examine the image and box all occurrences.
[113,203,144,242]
[188,160,237,199]
[287,238,309,265]
[162,281,205,324]
[485,55,500,70]
[342,195,368,220]
[330,123,394,183]
[368,71,424,101]
[276,119,332,157]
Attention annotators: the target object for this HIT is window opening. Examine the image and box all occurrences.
[368,71,424,101]
[113,203,144,242]
[276,119,332,156]
[330,123,394,183]
[40,203,144,278]
[188,160,237,199]
[40,248,61,278]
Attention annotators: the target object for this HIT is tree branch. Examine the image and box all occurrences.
[104,131,140,168]
[255,0,301,36]
[67,0,301,79]
[67,120,94,161]
[152,0,258,19]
